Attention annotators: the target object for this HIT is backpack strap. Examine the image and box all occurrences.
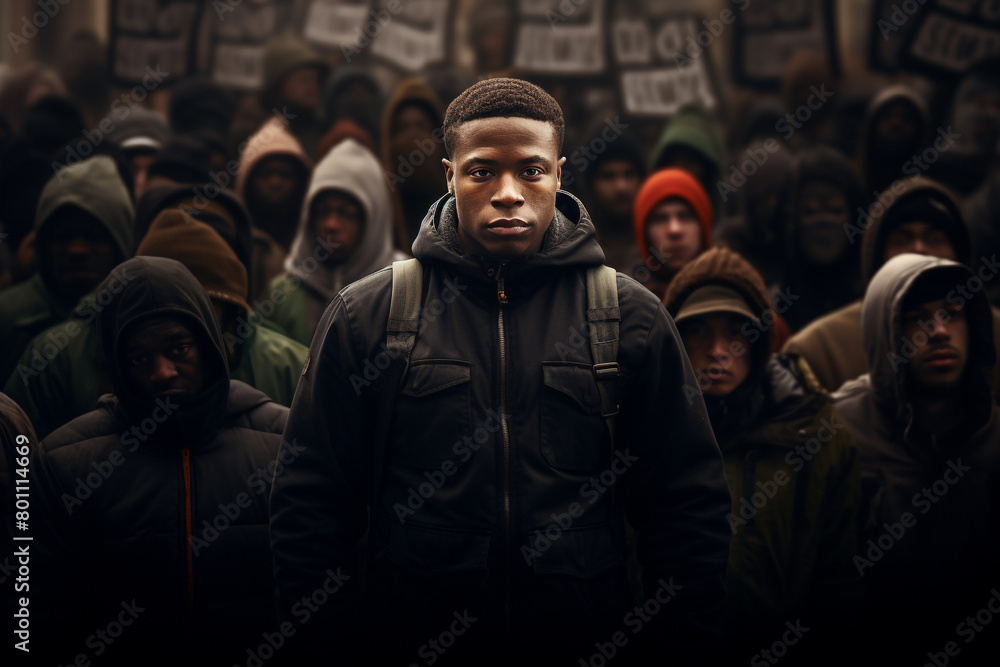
[586,265,621,443]
[370,259,422,509]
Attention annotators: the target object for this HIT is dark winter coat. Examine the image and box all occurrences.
[30,256,288,665]
[269,190,731,663]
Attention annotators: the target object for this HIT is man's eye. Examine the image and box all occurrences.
[523,167,542,178]
[171,345,191,356]
[129,356,148,366]
[470,169,492,178]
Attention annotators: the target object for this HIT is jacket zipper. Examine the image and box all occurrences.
[496,263,511,627]
[181,448,194,620]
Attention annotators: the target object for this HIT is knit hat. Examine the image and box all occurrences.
[136,209,250,313]
[633,167,713,264]
[881,190,969,261]
[675,285,761,327]
[111,106,170,153]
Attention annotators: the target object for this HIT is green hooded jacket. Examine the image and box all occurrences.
[648,104,726,217]
[0,156,133,383]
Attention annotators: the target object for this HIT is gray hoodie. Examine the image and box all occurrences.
[284,137,397,328]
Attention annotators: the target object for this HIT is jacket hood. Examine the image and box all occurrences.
[261,32,329,106]
[380,77,445,164]
[862,253,994,422]
[664,247,774,376]
[35,155,134,290]
[859,176,970,283]
[411,189,605,287]
[96,256,231,436]
[286,137,396,300]
[857,84,930,160]
[648,104,725,181]
[633,167,713,271]
[235,116,313,200]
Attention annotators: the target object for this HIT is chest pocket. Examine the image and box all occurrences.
[390,360,472,469]
[540,362,608,472]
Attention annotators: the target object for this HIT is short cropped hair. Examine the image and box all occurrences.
[443,78,565,156]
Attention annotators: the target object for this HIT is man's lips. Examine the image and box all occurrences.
[486,219,531,235]
[924,348,959,366]
[702,367,732,379]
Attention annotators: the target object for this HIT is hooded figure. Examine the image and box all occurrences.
[268,137,401,346]
[0,155,133,384]
[30,256,288,666]
[259,32,329,160]
[235,115,313,297]
[664,247,861,662]
[320,65,383,153]
[783,176,1000,394]
[381,78,448,249]
[777,145,865,332]
[833,254,1000,663]
[648,104,726,218]
[632,167,713,301]
[854,84,931,196]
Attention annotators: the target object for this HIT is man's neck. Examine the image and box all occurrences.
[909,390,967,436]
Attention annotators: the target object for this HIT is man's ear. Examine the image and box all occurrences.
[556,156,566,191]
[443,158,454,194]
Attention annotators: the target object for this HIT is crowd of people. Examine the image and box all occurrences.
[1,22,999,667]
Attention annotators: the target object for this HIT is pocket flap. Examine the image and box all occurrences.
[401,361,471,397]
[542,363,601,414]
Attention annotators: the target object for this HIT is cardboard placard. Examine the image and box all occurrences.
[732,0,840,87]
[208,0,295,91]
[902,0,1000,77]
[513,0,606,75]
[109,0,201,85]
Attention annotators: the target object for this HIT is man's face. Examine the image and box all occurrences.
[129,151,157,201]
[679,313,752,398]
[884,221,956,261]
[312,190,364,263]
[874,100,921,155]
[47,207,121,301]
[901,297,968,393]
[120,316,207,403]
[645,198,703,272]
[591,159,640,219]
[444,116,564,259]
[797,179,850,266]
[280,66,322,111]
[251,156,301,207]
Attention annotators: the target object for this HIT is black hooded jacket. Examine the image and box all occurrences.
[30,256,288,665]
[269,190,731,662]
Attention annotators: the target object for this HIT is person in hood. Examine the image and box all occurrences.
[108,105,171,201]
[30,256,288,665]
[267,137,403,346]
[854,84,930,196]
[236,115,313,298]
[778,145,865,333]
[381,77,449,249]
[320,65,383,153]
[574,122,645,274]
[259,32,329,160]
[833,254,1000,663]
[664,247,861,662]
[632,167,713,301]
[268,77,731,664]
[648,104,726,218]
[5,209,307,438]
[783,176,1000,394]
[0,155,133,384]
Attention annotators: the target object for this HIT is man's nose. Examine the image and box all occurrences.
[149,354,178,383]
[492,173,524,208]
